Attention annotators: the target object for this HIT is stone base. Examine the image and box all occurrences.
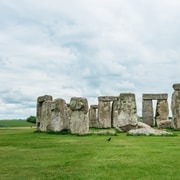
[157,120,172,129]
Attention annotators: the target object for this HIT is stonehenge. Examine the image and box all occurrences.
[36,83,180,133]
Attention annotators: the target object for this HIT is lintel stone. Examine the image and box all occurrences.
[143,93,168,100]
[90,105,98,109]
[38,95,53,103]
[98,96,118,102]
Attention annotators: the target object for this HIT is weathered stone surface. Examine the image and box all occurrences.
[112,100,119,127]
[50,98,70,132]
[70,97,88,114]
[37,95,53,103]
[157,120,172,129]
[173,83,180,91]
[38,100,52,131]
[90,105,98,109]
[89,105,98,128]
[171,89,180,130]
[69,97,89,134]
[98,96,118,102]
[70,111,89,134]
[98,97,119,128]
[98,101,111,128]
[143,94,168,100]
[128,127,173,136]
[142,99,154,126]
[155,99,169,126]
[117,93,138,132]
[137,121,151,129]
[36,95,53,131]
[142,94,168,127]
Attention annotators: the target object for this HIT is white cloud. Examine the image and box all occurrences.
[0,0,180,118]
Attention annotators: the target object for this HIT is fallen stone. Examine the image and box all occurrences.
[128,127,173,136]
[137,121,151,128]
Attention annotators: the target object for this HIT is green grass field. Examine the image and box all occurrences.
[0,120,34,128]
[0,121,179,180]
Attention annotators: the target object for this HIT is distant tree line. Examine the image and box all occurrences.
[26,116,36,124]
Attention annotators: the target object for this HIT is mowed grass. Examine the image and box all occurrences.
[0,127,179,180]
[0,120,34,128]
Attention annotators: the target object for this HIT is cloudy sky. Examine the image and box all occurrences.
[0,0,180,119]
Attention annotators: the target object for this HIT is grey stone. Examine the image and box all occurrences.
[155,99,169,126]
[98,96,119,128]
[70,97,88,113]
[128,127,173,136]
[143,93,168,100]
[70,111,89,134]
[98,96,119,102]
[38,100,52,131]
[98,101,111,128]
[157,120,172,129]
[173,83,180,91]
[50,98,70,132]
[117,93,138,132]
[36,95,53,131]
[37,95,53,103]
[142,99,154,126]
[142,93,168,127]
[69,97,89,134]
[112,100,119,127]
[89,105,98,128]
[171,89,180,130]
[137,121,151,128]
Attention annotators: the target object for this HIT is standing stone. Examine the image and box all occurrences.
[112,100,119,128]
[171,83,180,130]
[117,93,138,131]
[98,101,111,128]
[39,100,52,131]
[50,98,70,132]
[98,96,118,128]
[69,97,89,134]
[142,99,154,126]
[142,94,168,127]
[89,105,98,128]
[36,95,53,131]
[155,99,169,128]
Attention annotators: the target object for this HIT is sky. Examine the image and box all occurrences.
[0,0,180,119]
